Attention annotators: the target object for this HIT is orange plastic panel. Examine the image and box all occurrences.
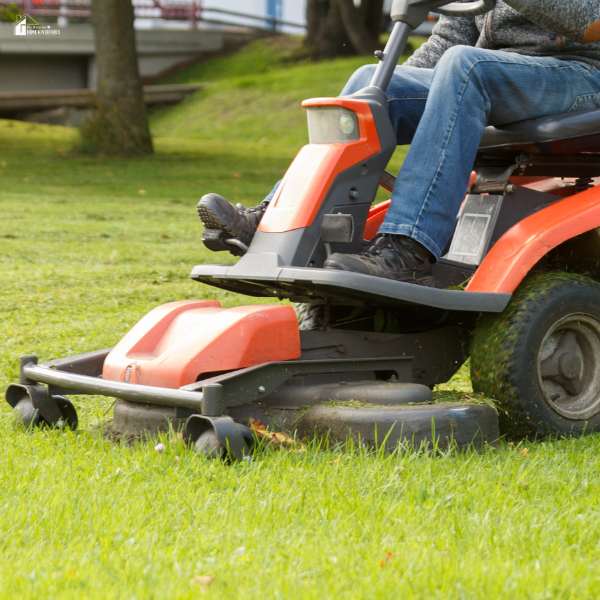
[363,200,391,240]
[102,301,301,389]
[468,186,600,294]
[258,98,381,233]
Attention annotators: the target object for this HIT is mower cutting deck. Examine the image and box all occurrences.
[9,0,600,458]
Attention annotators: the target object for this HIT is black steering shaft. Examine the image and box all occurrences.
[370,0,497,91]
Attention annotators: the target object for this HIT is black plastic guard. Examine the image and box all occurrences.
[190,263,511,312]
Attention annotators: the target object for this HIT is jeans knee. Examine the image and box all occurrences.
[437,45,483,73]
[341,65,376,95]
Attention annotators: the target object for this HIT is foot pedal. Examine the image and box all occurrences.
[201,229,247,257]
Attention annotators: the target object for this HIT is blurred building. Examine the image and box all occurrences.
[200,0,305,34]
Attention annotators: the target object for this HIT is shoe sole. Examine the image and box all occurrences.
[197,204,237,240]
[325,261,435,287]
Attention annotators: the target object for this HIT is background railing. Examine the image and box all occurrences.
[0,1,436,33]
[0,1,307,30]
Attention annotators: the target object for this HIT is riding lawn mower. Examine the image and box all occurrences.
[8,0,600,459]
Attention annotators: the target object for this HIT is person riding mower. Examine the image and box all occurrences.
[198,0,600,288]
[10,0,600,460]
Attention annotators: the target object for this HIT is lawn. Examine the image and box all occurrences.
[1,38,600,599]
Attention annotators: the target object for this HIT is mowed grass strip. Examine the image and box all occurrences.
[2,424,600,599]
[1,40,600,598]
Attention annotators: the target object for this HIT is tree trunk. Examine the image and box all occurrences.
[306,0,353,58]
[81,0,153,155]
[337,0,382,55]
[305,0,384,58]
[360,0,385,39]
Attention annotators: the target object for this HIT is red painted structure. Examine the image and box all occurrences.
[103,301,301,388]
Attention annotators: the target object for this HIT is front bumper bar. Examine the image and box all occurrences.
[6,350,414,461]
[9,350,412,417]
[21,358,206,411]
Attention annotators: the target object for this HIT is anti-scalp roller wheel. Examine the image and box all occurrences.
[13,393,78,430]
[184,414,253,462]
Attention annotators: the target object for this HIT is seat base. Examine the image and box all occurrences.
[479,108,600,156]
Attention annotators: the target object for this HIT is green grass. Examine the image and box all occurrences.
[4,429,600,599]
[150,36,410,174]
[2,40,600,599]
[156,35,313,85]
[152,55,369,147]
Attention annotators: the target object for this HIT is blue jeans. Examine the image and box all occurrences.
[265,46,600,258]
[342,47,600,258]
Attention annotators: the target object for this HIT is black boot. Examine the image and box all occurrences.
[197,193,267,248]
[324,234,434,287]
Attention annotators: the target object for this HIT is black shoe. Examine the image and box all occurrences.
[197,193,267,248]
[323,234,435,287]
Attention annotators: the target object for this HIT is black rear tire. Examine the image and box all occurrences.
[471,271,600,438]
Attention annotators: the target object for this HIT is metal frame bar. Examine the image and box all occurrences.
[16,353,412,415]
[22,362,206,410]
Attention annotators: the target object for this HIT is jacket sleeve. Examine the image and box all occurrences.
[503,0,600,44]
[405,14,480,69]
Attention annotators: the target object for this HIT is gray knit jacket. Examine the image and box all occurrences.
[406,0,600,70]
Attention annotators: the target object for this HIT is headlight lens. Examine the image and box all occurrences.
[339,112,355,135]
[307,107,360,144]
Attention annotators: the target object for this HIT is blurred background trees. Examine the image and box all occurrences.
[306,0,385,58]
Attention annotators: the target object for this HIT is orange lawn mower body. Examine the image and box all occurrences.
[9,0,600,458]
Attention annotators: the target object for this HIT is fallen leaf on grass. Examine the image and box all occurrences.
[191,575,216,590]
[249,418,266,434]
[250,418,303,449]
[169,432,185,445]
[274,431,296,444]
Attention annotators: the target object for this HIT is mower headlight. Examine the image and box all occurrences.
[307,107,360,144]
[339,112,355,135]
